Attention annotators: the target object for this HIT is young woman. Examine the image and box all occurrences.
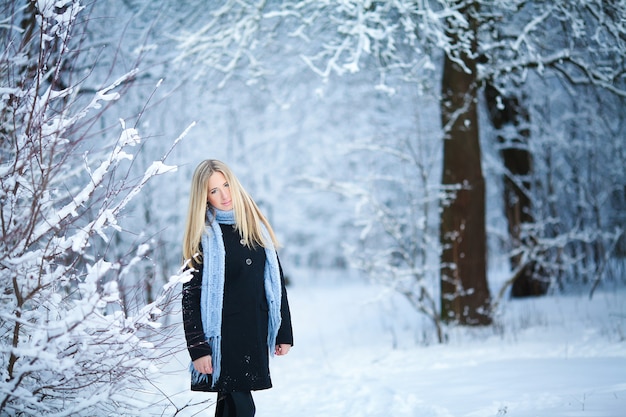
[182,159,293,417]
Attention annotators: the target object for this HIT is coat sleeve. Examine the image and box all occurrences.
[276,256,294,346]
[182,259,213,361]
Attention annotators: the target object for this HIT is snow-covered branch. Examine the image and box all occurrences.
[0,1,188,414]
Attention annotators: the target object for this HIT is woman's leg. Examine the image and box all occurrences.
[214,392,233,417]
[229,391,255,417]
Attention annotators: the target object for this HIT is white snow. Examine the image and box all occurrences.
[149,272,626,417]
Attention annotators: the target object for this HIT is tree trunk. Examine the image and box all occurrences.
[484,83,548,297]
[439,7,491,325]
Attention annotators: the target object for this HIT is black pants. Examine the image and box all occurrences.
[215,391,256,417]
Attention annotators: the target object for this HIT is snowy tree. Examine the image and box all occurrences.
[0,1,189,414]
[294,0,626,318]
[436,2,490,324]
[275,0,626,317]
[480,1,626,298]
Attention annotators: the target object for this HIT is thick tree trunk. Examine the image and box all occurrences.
[484,83,548,297]
[439,15,491,325]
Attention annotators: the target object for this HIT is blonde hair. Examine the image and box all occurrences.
[182,159,280,267]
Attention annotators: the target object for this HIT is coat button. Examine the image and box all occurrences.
[246,258,252,265]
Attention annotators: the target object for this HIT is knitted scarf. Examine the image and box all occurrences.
[189,208,282,388]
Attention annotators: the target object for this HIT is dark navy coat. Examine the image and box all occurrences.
[182,224,293,392]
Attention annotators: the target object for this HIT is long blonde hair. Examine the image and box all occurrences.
[182,159,280,267]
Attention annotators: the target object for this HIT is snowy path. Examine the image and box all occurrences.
[151,280,626,417]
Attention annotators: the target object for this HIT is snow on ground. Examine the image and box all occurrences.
[149,273,626,417]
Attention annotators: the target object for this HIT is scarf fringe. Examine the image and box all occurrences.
[189,362,210,385]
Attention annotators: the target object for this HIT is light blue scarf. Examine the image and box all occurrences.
[190,209,282,388]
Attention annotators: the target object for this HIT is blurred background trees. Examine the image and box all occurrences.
[71,0,626,333]
[170,0,624,328]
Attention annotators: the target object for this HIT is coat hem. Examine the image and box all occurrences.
[190,383,273,393]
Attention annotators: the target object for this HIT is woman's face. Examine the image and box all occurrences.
[207,171,233,211]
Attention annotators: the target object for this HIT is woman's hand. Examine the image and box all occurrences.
[275,344,291,356]
[193,355,213,374]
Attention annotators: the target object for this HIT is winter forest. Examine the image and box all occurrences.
[1,0,625,416]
